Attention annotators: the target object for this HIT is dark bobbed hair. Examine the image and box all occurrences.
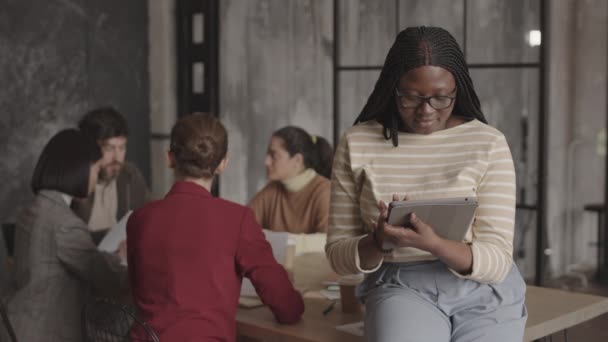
[170,112,228,179]
[78,106,129,142]
[272,126,333,179]
[31,129,102,197]
[354,26,487,146]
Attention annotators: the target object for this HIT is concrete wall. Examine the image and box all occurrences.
[0,0,149,222]
[148,0,177,199]
[218,0,333,204]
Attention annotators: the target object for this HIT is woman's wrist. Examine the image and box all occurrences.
[372,230,394,254]
[431,239,474,275]
[358,234,385,268]
[427,235,446,256]
[359,234,382,255]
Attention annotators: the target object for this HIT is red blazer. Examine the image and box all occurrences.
[127,181,304,341]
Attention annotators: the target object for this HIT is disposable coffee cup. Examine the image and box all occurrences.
[337,274,363,314]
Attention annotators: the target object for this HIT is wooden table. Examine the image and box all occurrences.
[238,297,362,342]
[237,254,608,341]
[238,287,608,341]
[524,286,608,341]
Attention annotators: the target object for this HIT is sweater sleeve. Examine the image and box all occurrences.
[235,208,304,324]
[452,135,516,284]
[325,135,383,275]
[127,162,151,206]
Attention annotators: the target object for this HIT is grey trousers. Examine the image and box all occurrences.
[357,261,527,342]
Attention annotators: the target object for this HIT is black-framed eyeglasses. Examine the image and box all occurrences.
[395,88,457,110]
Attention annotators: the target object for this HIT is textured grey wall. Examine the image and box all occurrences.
[219,0,333,204]
[0,0,149,222]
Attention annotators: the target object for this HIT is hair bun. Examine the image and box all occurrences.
[196,136,216,159]
[169,113,228,179]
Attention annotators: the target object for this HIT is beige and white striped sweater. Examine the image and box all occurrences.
[325,119,516,284]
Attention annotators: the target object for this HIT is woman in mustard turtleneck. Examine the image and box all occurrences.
[249,126,333,234]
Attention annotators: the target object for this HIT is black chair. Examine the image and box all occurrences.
[82,298,159,342]
[0,228,12,297]
[0,301,17,342]
[1,224,15,257]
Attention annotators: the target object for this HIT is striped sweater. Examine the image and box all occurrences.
[325,119,516,284]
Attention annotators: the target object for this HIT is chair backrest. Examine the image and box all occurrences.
[1,224,15,257]
[0,227,11,297]
[0,301,17,342]
[82,298,159,342]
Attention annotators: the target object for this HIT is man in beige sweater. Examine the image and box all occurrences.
[72,107,149,237]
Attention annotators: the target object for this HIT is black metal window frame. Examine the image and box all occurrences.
[604,0,608,287]
[175,0,220,195]
[176,0,219,118]
[332,0,548,285]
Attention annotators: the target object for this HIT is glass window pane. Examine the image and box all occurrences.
[338,0,396,66]
[470,68,539,278]
[338,70,380,137]
[192,13,205,44]
[470,68,539,204]
[398,0,465,49]
[192,62,204,94]
[466,0,541,63]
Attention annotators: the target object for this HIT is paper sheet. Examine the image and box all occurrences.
[238,296,264,308]
[320,289,340,300]
[336,321,364,336]
[240,230,290,297]
[97,211,132,252]
[290,232,326,256]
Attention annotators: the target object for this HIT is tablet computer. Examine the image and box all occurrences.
[383,197,478,250]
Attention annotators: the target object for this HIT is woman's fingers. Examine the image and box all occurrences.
[377,200,389,218]
[377,200,387,211]
[384,224,410,237]
[409,213,431,232]
[384,224,419,244]
[391,193,410,202]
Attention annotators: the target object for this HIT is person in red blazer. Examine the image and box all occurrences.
[127,113,304,341]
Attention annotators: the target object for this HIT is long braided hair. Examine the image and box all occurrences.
[354,26,487,147]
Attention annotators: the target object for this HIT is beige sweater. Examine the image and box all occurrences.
[249,173,331,234]
[325,119,516,284]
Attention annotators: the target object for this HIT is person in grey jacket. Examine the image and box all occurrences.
[4,129,128,342]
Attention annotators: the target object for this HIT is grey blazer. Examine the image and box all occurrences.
[4,190,128,342]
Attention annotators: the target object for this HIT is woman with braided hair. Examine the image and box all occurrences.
[325,27,527,341]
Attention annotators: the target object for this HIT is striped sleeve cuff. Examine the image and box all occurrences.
[355,235,384,274]
[326,235,383,275]
[448,243,512,284]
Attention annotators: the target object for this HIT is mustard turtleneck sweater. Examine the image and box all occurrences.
[248,169,330,234]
